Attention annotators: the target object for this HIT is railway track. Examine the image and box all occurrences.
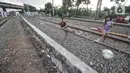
[38,16,130,36]
[0,16,13,27]
[27,16,130,56]
[23,16,130,73]
[35,16,130,42]
[68,17,130,28]
[0,17,7,21]
[37,16,130,28]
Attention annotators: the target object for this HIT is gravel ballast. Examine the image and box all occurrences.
[25,16,130,73]
[32,16,130,55]
[38,16,130,35]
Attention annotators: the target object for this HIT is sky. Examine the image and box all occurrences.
[0,0,130,10]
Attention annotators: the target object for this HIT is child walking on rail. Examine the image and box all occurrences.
[59,16,68,29]
[91,15,113,42]
[59,16,68,42]
[59,16,75,42]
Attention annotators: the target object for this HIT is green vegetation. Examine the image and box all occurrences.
[24,4,37,12]
[110,0,125,4]
[38,0,130,19]
[43,2,52,14]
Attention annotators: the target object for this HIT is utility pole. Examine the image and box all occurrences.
[21,0,25,14]
[27,4,30,16]
[95,0,102,19]
[27,4,30,12]
[52,0,54,16]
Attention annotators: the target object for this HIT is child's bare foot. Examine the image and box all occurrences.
[94,38,100,43]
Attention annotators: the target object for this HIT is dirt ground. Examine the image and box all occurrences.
[0,17,48,73]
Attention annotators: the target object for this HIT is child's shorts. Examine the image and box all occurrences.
[103,29,110,35]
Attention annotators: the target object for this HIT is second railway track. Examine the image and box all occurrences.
[27,16,130,56]
[23,16,130,73]
[0,16,13,27]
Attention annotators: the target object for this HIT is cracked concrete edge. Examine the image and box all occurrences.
[21,16,98,73]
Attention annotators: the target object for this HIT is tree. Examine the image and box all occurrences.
[103,7,111,16]
[82,0,91,13]
[110,6,117,18]
[74,0,91,16]
[63,0,74,7]
[111,6,115,11]
[74,0,82,17]
[111,6,115,14]
[38,8,44,12]
[54,7,59,15]
[57,6,68,17]
[24,4,37,12]
[24,4,28,11]
[125,5,130,13]
[62,0,74,15]
[43,2,52,14]
[103,7,110,11]
[110,0,125,4]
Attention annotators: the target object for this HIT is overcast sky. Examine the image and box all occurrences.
[0,0,130,10]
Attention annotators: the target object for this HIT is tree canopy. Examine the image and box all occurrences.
[38,8,44,12]
[103,7,110,12]
[24,4,37,12]
[125,5,130,13]
[62,0,74,7]
[74,0,91,16]
[43,2,52,14]
[110,0,125,4]
[111,5,130,13]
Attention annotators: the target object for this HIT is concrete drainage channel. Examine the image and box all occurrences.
[21,16,98,73]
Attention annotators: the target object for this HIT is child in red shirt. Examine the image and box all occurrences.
[59,16,67,29]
